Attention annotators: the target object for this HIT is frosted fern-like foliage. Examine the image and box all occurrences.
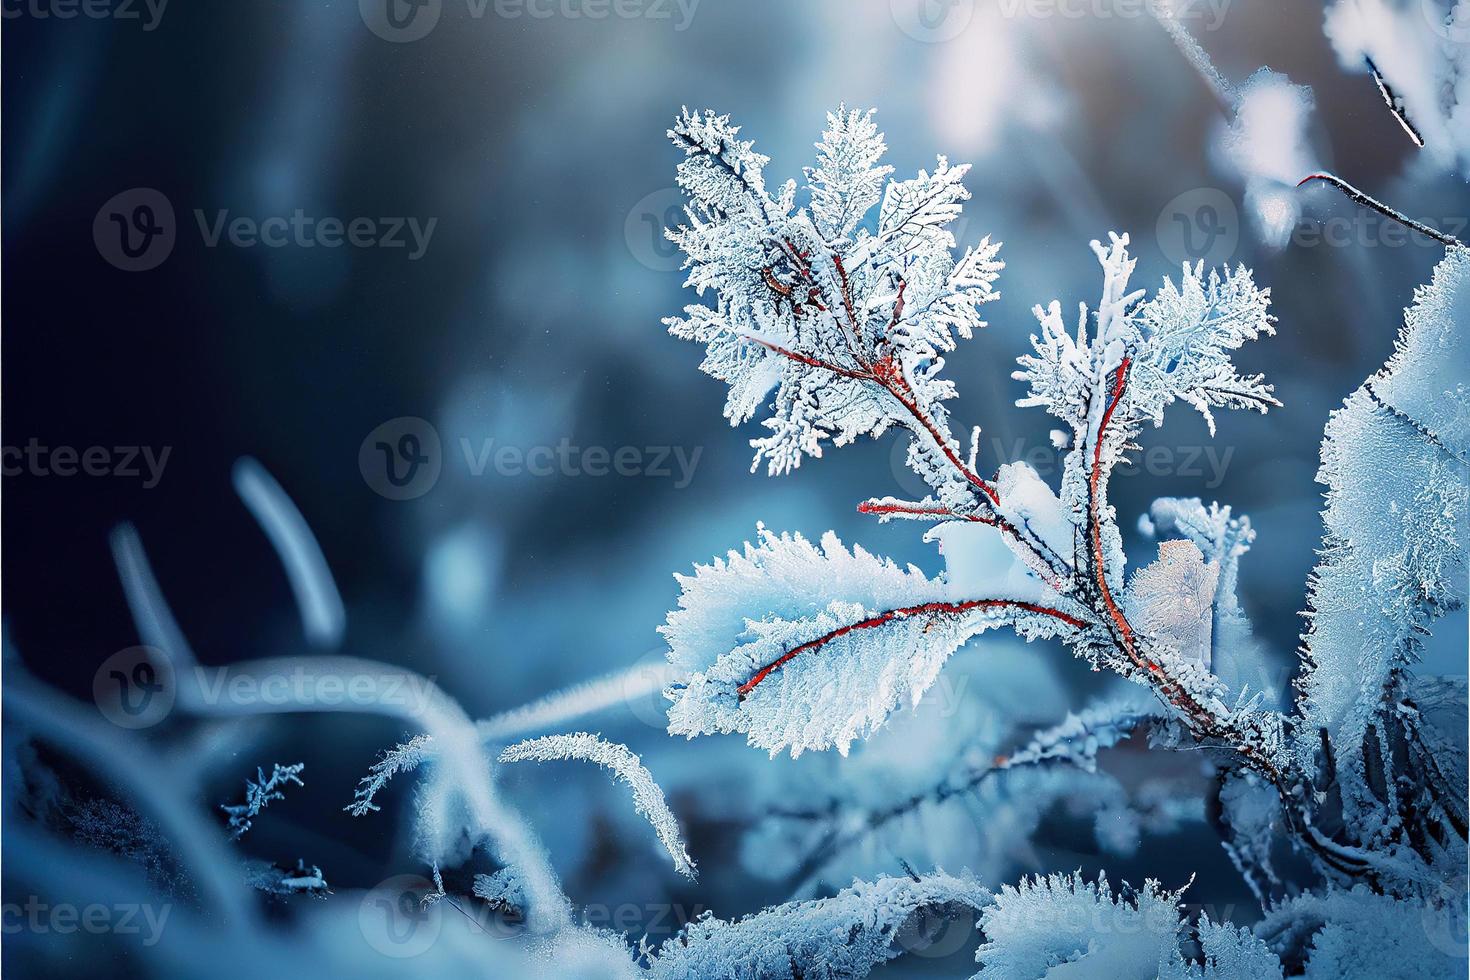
[499,732,695,880]
[665,105,1002,496]
[1014,234,1276,441]
[1002,693,1160,773]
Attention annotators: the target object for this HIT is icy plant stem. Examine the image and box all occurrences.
[1299,172,1464,247]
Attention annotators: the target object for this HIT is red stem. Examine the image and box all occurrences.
[737,599,1088,698]
[857,501,994,523]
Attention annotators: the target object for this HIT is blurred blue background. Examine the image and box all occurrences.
[3,0,1466,974]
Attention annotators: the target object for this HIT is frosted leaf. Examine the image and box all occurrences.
[662,524,952,676]
[1124,540,1220,669]
[974,871,1187,979]
[873,156,971,260]
[499,733,695,880]
[646,871,988,980]
[662,526,1084,757]
[1142,498,1268,693]
[1294,248,1469,775]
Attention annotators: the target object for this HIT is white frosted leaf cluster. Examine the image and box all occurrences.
[1295,248,1469,792]
[1014,233,1276,440]
[663,106,1001,493]
[662,526,1077,757]
[974,871,1187,979]
[499,732,695,880]
[647,871,988,980]
[975,871,1283,979]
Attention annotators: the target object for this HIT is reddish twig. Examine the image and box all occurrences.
[1298,172,1464,248]
[857,500,994,523]
[737,599,1090,698]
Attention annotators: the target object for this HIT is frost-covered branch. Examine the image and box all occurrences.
[499,733,696,880]
[222,762,305,839]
